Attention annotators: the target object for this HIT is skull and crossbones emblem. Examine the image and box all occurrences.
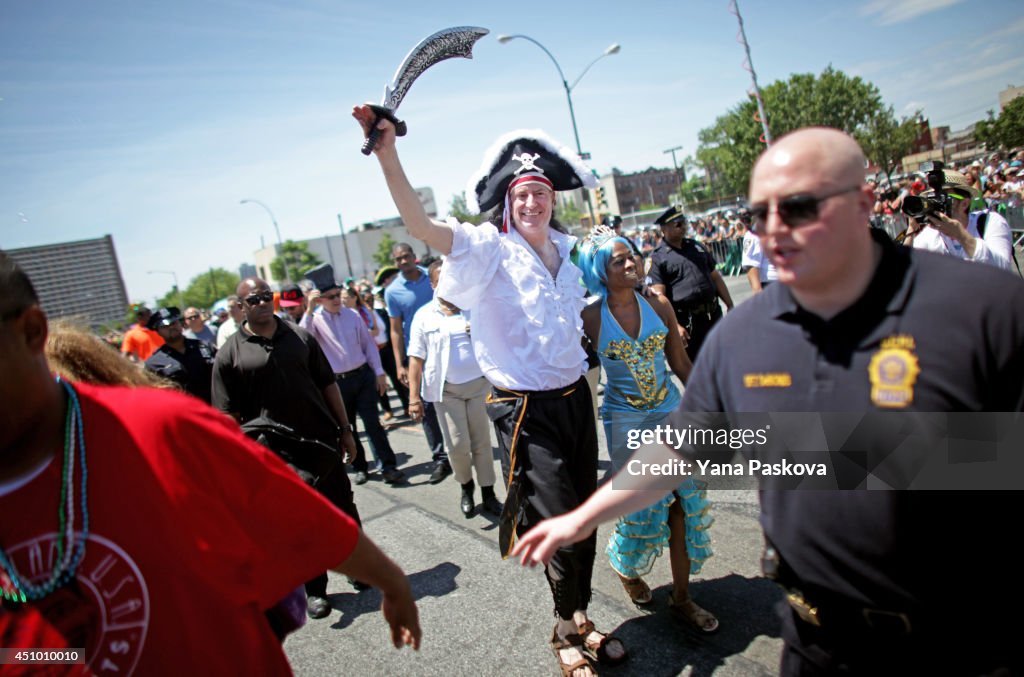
[512,152,543,175]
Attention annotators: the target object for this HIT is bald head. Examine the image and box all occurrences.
[752,127,865,194]
[237,277,268,296]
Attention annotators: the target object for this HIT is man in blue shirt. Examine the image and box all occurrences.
[385,242,450,483]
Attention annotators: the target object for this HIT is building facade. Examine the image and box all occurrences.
[598,166,681,217]
[8,235,129,327]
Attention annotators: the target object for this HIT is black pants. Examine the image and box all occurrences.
[682,304,723,363]
[377,343,409,414]
[489,377,598,620]
[338,364,398,473]
[401,356,447,465]
[305,463,362,597]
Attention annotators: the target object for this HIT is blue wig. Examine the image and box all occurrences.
[578,235,633,298]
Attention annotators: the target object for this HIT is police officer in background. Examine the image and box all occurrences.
[144,307,216,403]
[647,205,734,361]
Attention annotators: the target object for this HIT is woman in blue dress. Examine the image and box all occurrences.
[579,229,719,633]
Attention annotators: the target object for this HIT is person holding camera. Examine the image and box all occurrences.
[901,167,1013,271]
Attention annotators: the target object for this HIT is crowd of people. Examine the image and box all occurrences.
[2,119,1023,676]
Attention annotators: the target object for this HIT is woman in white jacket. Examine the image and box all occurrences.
[407,261,501,518]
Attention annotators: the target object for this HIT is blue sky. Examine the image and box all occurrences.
[2,0,1023,304]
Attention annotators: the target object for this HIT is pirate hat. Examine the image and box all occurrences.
[304,263,339,293]
[654,205,686,227]
[465,129,597,217]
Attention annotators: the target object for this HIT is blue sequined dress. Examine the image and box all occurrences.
[598,292,713,577]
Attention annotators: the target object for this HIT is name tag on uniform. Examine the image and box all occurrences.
[743,373,792,388]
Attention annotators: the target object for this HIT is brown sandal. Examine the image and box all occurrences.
[617,574,653,605]
[550,626,598,677]
[668,591,720,633]
[577,620,627,666]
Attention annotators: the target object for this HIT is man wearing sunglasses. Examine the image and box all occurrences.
[511,128,1024,675]
[901,170,1013,271]
[648,205,735,362]
[182,306,216,345]
[212,277,367,620]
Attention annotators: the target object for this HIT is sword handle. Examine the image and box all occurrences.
[360,105,408,156]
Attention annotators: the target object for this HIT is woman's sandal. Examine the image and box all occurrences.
[551,626,598,677]
[617,575,653,606]
[577,620,628,666]
[668,591,720,633]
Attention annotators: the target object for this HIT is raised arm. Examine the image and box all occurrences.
[353,105,453,255]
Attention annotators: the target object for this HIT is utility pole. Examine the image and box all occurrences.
[337,214,354,280]
[663,145,684,205]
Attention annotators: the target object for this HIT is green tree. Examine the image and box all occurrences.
[271,240,321,282]
[373,232,398,269]
[555,199,583,227]
[158,268,240,310]
[695,66,888,195]
[855,107,921,184]
[448,192,486,225]
[976,96,1024,151]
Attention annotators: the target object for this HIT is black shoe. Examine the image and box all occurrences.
[353,470,369,485]
[460,480,476,518]
[429,462,452,484]
[348,577,371,592]
[306,595,331,619]
[382,468,406,484]
[481,494,503,517]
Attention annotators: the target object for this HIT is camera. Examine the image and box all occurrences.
[901,161,951,220]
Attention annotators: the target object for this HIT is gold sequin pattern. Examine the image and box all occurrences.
[604,329,670,410]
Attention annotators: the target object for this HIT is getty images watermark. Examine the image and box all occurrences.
[624,423,828,478]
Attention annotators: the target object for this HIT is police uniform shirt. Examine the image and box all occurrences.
[144,338,216,403]
[677,228,1024,619]
[647,239,718,312]
[211,317,341,446]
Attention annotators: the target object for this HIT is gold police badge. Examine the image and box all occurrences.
[868,335,920,408]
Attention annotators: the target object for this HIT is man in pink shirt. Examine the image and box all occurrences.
[302,264,405,486]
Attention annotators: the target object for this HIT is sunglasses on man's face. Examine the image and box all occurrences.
[243,291,274,307]
[183,315,200,321]
[749,184,863,234]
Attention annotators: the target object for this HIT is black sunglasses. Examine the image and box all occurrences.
[243,291,275,307]
[749,184,863,234]
[183,314,200,321]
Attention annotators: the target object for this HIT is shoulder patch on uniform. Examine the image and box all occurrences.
[868,335,919,408]
[743,373,792,388]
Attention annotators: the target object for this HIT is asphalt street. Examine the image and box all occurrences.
[284,276,786,676]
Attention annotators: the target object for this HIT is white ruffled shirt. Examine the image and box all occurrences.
[436,219,588,391]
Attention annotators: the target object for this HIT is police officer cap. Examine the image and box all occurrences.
[465,129,597,215]
[304,263,339,293]
[146,307,181,330]
[654,205,686,227]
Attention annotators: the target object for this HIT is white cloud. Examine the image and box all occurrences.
[861,0,965,25]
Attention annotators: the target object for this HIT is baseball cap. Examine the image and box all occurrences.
[279,283,303,308]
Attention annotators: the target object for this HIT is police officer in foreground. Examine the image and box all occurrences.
[647,205,734,361]
[144,307,217,403]
[512,127,1024,676]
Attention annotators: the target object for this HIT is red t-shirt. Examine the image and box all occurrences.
[119,325,164,361]
[0,383,359,675]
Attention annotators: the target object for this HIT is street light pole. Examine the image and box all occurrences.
[240,199,290,282]
[663,145,684,205]
[497,35,620,226]
[148,270,183,309]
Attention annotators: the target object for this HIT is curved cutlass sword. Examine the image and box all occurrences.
[360,26,489,155]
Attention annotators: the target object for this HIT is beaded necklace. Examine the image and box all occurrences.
[0,377,89,603]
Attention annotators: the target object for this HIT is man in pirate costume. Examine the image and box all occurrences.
[647,205,734,362]
[512,129,1024,676]
[354,107,625,676]
[0,252,421,673]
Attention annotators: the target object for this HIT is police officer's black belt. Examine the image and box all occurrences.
[682,299,719,317]
[336,363,370,379]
